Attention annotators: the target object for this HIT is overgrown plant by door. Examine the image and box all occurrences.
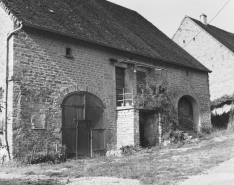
[135,76,178,138]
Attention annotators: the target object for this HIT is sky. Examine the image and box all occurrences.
[107,0,234,38]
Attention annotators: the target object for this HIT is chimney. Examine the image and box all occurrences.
[200,13,207,25]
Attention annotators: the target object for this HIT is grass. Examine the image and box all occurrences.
[1,129,234,185]
[0,179,63,185]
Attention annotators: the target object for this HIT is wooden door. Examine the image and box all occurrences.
[178,97,193,131]
[62,92,105,158]
[62,93,87,157]
[85,93,105,156]
[116,67,125,106]
[76,120,90,157]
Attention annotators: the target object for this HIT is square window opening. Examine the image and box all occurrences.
[66,47,72,56]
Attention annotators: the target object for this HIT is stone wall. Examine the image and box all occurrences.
[173,17,234,101]
[166,65,211,128]
[11,27,211,154]
[12,27,119,155]
[116,108,136,149]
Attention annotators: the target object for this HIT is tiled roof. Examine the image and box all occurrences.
[189,17,234,54]
[1,0,209,72]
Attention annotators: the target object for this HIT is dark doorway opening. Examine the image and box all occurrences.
[139,110,159,148]
[62,92,105,158]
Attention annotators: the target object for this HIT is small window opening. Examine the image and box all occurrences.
[186,71,189,76]
[183,40,185,44]
[31,110,47,130]
[193,38,195,41]
[66,47,72,56]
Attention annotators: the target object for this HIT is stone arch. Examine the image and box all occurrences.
[174,93,201,132]
[56,85,106,107]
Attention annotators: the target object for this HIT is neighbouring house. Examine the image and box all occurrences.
[172,14,234,127]
[0,0,211,160]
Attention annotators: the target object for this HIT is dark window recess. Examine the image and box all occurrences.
[66,48,72,55]
[183,40,185,43]
[65,47,73,58]
[137,71,146,94]
[193,38,195,41]
[115,67,125,106]
[186,71,189,76]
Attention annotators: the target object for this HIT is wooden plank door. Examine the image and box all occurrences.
[62,93,86,157]
[178,96,194,131]
[76,120,90,158]
[62,92,105,158]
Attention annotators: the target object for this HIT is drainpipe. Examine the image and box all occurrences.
[5,22,23,160]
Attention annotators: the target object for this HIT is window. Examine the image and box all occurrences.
[115,67,125,106]
[136,71,146,94]
[31,106,47,130]
[65,47,73,58]
[186,71,189,76]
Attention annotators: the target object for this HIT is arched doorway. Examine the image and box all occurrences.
[61,92,105,158]
[177,95,200,132]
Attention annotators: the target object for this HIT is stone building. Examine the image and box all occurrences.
[173,14,234,103]
[0,0,211,160]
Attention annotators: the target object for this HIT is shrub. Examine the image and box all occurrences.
[201,127,215,134]
[120,145,140,156]
[170,130,185,144]
[29,150,66,164]
[14,146,67,164]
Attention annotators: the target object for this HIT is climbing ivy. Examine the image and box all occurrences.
[135,75,178,136]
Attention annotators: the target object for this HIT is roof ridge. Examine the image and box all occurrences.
[188,16,234,35]
[105,0,138,13]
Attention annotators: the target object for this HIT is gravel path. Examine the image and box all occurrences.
[68,177,140,185]
[0,173,140,185]
[178,149,234,185]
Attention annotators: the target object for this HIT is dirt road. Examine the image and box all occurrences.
[178,150,234,185]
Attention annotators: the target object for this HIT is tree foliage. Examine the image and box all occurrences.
[135,76,171,112]
[135,76,178,136]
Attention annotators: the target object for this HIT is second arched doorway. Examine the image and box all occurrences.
[177,95,200,132]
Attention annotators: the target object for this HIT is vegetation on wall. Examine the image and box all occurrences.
[10,67,61,162]
[135,75,179,137]
[211,94,234,110]
[211,93,234,128]
[135,75,170,112]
